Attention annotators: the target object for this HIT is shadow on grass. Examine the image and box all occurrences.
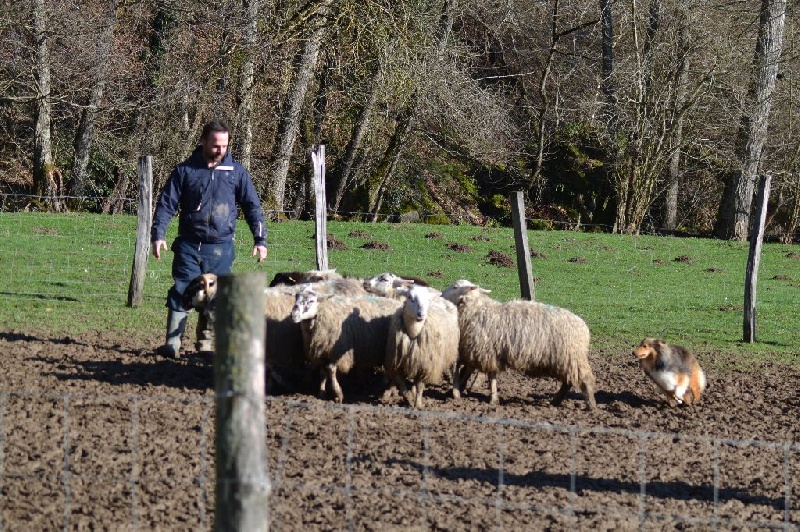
[0,291,79,302]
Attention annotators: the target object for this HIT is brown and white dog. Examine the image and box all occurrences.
[633,338,706,406]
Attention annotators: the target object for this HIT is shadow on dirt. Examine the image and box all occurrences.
[39,355,213,391]
[384,457,786,510]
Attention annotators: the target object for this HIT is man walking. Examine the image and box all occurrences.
[151,119,267,357]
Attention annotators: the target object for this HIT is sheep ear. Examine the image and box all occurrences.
[395,286,411,298]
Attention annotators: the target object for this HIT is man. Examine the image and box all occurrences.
[151,119,267,357]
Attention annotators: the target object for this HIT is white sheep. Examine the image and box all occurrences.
[384,285,460,408]
[291,287,402,403]
[441,279,597,410]
[364,272,441,299]
[182,272,366,393]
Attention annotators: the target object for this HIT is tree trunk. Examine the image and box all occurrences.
[233,0,259,170]
[367,0,454,222]
[368,105,414,221]
[714,0,786,240]
[599,0,619,232]
[72,0,118,200]
[271,2,331,215]
[330,73,379,213]
[32,0,55,207]
[619,0,662,234]
[664,12,690,231]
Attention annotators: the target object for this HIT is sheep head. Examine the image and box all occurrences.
[291,286,321,323]
[396,285,431,339]
[363,272,414,297]
[441,279,490,305]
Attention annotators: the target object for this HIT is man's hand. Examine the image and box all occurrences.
[253,245,268,263]
[152,240,168,260]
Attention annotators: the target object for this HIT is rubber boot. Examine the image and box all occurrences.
[195,311,215,353]
[156,309,187,358]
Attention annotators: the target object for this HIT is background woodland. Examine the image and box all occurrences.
[1,0,798,240]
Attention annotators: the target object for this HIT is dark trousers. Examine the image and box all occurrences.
[166,238,235,311]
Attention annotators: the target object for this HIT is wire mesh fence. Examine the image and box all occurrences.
[2,200,800,529]
[1,392,798,530]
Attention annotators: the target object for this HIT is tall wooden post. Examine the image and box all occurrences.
[511,191,535,301]
[214,273,269,531]
[312,145,328,271]
[743,173,771,343]
[127,156,152,307]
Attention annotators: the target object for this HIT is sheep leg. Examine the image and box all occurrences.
[327,364,344,403]
[457,365,474,394]
[316,366,328,398]
[488,372,499,405]
[381,369,406,401]
[451,362,461,399]
[580,381,597,410]
[413,382,425,409]
[552,381,571,406]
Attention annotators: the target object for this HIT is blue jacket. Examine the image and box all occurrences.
[151,146,267,247]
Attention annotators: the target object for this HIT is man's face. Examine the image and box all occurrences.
[201,131,229,166]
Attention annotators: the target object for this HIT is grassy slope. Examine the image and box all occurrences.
[2,213,799,368]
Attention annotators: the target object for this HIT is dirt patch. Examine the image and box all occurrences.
[348,230,372,239]
[446,242,473,253]
[674,255,693,264]
[326,233,348,250]
[362,241,390,250]
[1,330,799,529]
[488,250,514,267]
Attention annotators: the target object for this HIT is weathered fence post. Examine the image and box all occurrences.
[743,173,771,343]
[127,156,152,307]
[510,191,535,301]
[214,273,269,531]
[312,145,328,271]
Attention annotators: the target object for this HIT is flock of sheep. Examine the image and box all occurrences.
[186,269,598,410]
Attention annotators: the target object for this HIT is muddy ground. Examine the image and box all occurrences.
[1,328,799,531]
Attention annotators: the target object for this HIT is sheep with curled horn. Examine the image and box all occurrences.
[441,279,597,410]
[383,284,460,408]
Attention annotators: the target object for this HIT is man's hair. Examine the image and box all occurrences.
[201,120,230,140]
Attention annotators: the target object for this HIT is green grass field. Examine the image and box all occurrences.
[2,212,799,368]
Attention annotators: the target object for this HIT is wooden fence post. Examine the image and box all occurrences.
[214,273,270,531]
[510,191,535,301]
[743,173,772,343]
[127,156,152,307]
[312,145,328,271]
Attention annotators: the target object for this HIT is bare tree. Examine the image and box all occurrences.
[233,0,260,170]
[271,1,332,216]
[663,7,690,231]
[71,0,118,200]
[330,70,379,213]
[714,0,786,240]
[31,0,60,209]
